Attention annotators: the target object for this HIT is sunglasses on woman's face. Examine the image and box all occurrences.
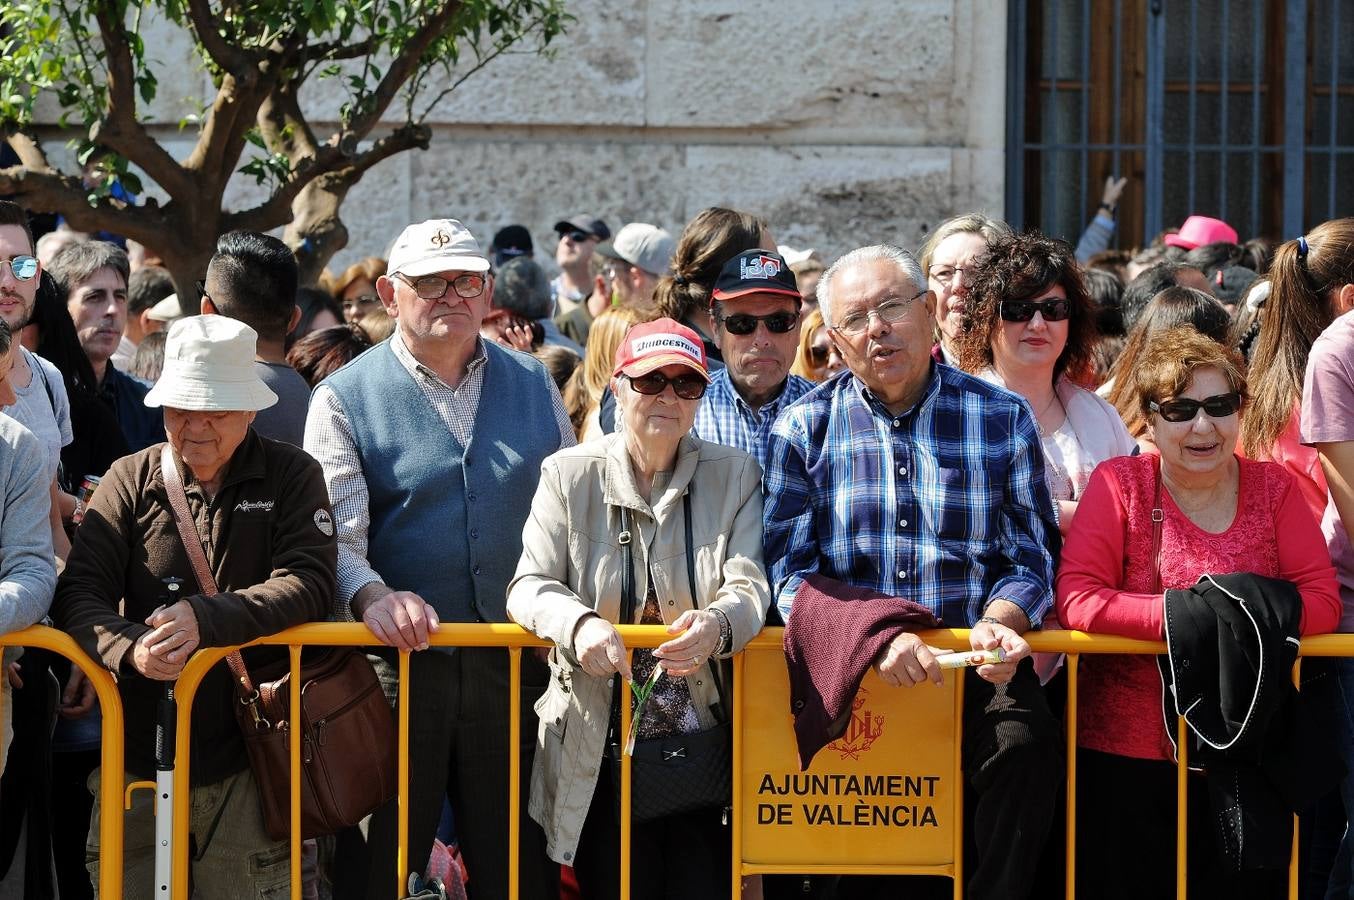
[808,344,832,365]
[627,371,708,400]
[998,297,1071,322]
[717,311,799,336]
[1149,392,1243,423]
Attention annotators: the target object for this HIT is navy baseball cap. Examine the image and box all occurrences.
[711,250,801,304]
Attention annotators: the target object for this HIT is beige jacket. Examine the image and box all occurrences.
[506,432,771,864]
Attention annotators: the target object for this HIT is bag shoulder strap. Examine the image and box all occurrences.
[618,505,636,624]
[159,444,256,702]
[1151,456,1164,595]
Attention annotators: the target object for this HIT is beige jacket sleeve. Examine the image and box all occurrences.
[704,454,771,658]
[507,457,595,667]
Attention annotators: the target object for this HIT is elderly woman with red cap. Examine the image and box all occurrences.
[508,318,770,900]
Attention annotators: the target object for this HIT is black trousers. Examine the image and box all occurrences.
[1076,747,1287,900]
[572,765,730,900]
[835,660,1063,900]
[359,648,558,900]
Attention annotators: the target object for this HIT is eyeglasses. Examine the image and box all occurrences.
[1149,392,1243,423]
[716,311,799,336]
[342,294,382,312]
[561,231,592,243]
[392,272,486,301]
[0,256,38,282]
[626,371,708,400]
[998,297,1071,323]
[928,265,977,287]
[830,290,925,336]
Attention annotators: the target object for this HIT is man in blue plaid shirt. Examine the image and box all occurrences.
[763,244,1061,900]
[693,249,814,471]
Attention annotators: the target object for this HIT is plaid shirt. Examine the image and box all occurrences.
[763,365,1059,627]
[693,368,814,473]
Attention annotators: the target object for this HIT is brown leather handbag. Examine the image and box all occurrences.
[160,445,397,840]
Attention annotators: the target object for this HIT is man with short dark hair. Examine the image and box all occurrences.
[550,214,609,317]
[694,249,813,471]
[200,231,309,446]
[112,266,174,372]
[48,240,163,452]
[1119,260,1212,330]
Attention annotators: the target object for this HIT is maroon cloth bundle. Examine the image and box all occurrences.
[783,574,939,769]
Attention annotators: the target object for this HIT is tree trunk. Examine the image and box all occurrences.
[157,248,214,314]
[286,171,358,287]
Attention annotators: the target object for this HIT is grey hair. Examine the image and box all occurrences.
[818,244,926,328]
[46,240,130,294]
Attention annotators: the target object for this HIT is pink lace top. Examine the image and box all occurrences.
[1056,454,1341,760]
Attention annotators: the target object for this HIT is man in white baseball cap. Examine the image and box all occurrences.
[304,218,571,899]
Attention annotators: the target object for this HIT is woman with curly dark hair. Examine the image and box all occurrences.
[958,230,1136,534]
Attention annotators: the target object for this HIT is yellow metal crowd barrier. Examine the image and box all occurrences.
[0,625,125,900]
[139,626,1354,898]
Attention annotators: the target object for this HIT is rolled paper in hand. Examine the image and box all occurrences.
[934,647,1008,669]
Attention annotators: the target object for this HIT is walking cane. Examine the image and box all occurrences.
[154,577,184,895]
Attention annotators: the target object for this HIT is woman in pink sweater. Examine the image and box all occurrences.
[1056,326,1339,899]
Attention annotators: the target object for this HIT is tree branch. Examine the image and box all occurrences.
[304,35,377,64]
[91,4,195,201]
[344,0,464,139]
[185,0,253,75]
[2,130,53,171]
[221,122,429,235]
[0,164,170,246]
[258,79,319,162]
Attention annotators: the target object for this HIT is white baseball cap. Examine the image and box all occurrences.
[144,316,278,412]
[387,219,490,278]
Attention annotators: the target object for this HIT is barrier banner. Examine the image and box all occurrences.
[739,647,959,868]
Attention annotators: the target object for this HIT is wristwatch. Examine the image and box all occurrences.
[712,608,733,656]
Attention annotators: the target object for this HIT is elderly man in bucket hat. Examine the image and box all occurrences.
[53,315,337,899]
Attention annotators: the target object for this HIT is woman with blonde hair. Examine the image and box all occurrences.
[566,307,642,440]
[790,307,843,383]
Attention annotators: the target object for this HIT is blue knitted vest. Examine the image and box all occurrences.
[325,340,561,622]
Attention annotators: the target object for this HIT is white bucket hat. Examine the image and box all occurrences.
[144,315,278,412]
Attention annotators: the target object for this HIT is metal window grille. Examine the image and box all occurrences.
[1006,0,1354,247]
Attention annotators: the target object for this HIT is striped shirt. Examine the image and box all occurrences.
[304,333,575,616]
[763,365,1059,627]
[693,368,814,473]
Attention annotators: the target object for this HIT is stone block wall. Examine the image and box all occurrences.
[39,0,1009,274]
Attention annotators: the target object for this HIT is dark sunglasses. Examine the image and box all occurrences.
[562,230,592,243]
[627,371,708,400]
[1149,392,1242,423]
[998,297,1071,323]
[717,311,799,336]
[808,344,831,365]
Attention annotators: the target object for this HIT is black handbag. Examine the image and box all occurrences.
[607,491,732,823]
